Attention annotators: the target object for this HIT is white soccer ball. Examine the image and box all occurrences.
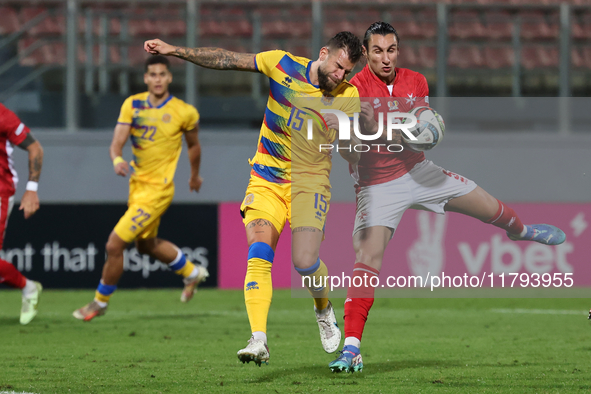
[401,107,445,152]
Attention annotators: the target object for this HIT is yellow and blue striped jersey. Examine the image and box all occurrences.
[252,50,360,185]
[117,92,199,186]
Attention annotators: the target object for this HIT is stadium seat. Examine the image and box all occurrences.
[21,7,65,36]
[127,9,161,38]
[521,45,559,69]
[17,39,88,66]
[351,10,381,36]
[416,8,437,39]
[483,46,514,69]
[581,47,591,69]
[416,45,436,69]
[323,10,356,39]
[448,10,487,40]
[398,46,419,68]
[0,6,21,35]
[571,47,584,68]
[200,7,252,38]
[260,8,311,39]
[572,11,591,40]
[389,9,422,40]
[448,45,485,68]
[519,11,559,41]
[483,10,514,41]
[18,38,45,66]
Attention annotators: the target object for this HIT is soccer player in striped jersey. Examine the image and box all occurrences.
[73,56,208,322]
[0,103,44,325]
[145,32,363,366]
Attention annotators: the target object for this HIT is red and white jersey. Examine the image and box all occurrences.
[0,104,30,197]
[349,65,429,188]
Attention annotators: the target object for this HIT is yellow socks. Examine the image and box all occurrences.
[244,242,275,334]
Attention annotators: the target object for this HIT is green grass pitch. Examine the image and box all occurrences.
[0,289,590,393]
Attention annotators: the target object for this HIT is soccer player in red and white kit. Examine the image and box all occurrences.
[0,103,44,325]
[328,22,566,373]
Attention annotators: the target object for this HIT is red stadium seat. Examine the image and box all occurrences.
[483,46,514,69]
[351,10,381,36]
[323,10,355,39]
[519,11,559,41]
[571,47,584,69]
[416,8,437,39]
[521,45,559,69]
[285,43,312,59]
[0,7,21,35]
[581,47,591,69]
[389,10,422,40]
[226,8,253,38]
[572,11,591,40]
[398,46,419,69]
[416,45,436,69]
[18,38,45,66]
[483,10,514,41]
[261,8,311,39]
[200,7,252,38]
[21,7,65,36]
[127,9,160,38]
[17,39,86,66]
[448,10,487,40]
[448,45,485,69]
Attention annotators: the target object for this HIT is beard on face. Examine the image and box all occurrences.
[317,65,337,92]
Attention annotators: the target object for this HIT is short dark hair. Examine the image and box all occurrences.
[145,55,170,72]
[326,31,363,64]
[363,21,400,49]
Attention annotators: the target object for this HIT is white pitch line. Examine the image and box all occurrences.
[0,391,40,394]
[491,308,587,315]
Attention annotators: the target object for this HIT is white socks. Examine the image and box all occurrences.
[252,331,267,344]
[94,299,108,308]
[344,336,361,349]
[520,225,529,238]
[187,266,199,280]
[22,280,37,298]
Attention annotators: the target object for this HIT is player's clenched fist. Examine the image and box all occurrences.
[144,39,175,56]
[189,175,203,193]
[113,160,129,177]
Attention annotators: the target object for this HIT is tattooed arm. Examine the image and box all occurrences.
[144,39,256,72]
[17,134,43,219]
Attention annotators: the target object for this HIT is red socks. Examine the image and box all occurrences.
[344,262,380,341]
[0,259,26,289]
[486,199,524,235]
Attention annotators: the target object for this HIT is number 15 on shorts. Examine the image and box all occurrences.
[314,193,327,213]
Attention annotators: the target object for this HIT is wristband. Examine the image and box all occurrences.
[26,181,38,192]
[113,156,125,167]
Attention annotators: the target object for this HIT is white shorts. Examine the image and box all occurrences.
[354,160,477,236]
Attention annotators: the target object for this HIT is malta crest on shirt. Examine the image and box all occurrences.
[387,100,399,111]
[162,113,172,123]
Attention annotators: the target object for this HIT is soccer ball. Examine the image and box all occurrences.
[401,107,445,152]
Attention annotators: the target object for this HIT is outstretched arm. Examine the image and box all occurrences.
[17,134,43,219]
[144,39,256,71]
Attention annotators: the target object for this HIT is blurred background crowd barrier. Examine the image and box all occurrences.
[1,0,591,130]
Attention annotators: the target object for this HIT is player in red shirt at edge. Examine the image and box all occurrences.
[0,104,44,325]
[328,22,566,373]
